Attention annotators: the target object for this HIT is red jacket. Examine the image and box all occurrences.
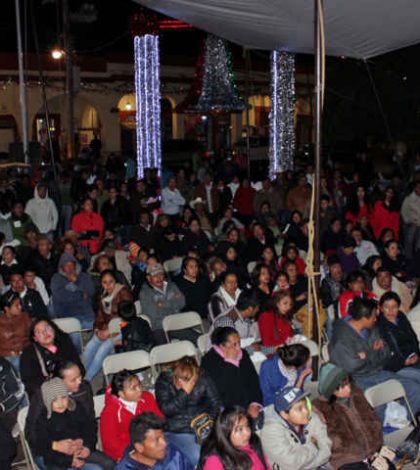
[370,201,400,241]
[71,211,105,254]
[279,256,306,276]
[344,204,371,225]
[258,310,293,347]
[338,290,377,318]
[233,187,256,216]
[100,386,163,461]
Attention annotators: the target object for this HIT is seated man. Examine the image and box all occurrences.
[115,412,193,470]
[351,227,379,266]
[329,296,420,417]
[139,263,186,345]
[212,288,260,350]
[260,386,331,469]
[51,253,95,329]
[372,267,413,314]
[9,269,47,319]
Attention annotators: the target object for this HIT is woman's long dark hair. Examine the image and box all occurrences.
[345,185,369,216]
[198,406,268,470]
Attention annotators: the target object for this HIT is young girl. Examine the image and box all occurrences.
[273,271,290,292]
[100,369,163,462]
[199,406,269,470]
[258,290,294,353]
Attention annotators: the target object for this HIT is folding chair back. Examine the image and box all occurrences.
[321,343,330,362]
[102,350,151,384]
[53,317,82,334]
[304,380,320,400]
[93,394,105,451]
[163,257,183,275]
[17,405,37,470]
[247,261,257,274]
[197,333,210,355]
[150,340,198,377]
[139,314,152,328]
[364,379,416,449]
[135,300,142,315]
[162,311,204,342]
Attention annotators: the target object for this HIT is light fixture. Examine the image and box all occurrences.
[125,103,132,110]
[134,34,161,178]
[51,47,64,60]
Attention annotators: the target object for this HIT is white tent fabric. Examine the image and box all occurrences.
[135,0,420,59]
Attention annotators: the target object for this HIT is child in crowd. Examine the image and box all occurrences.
[118,300,154,353]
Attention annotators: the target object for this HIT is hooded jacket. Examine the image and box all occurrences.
[155,369,221,434]
[329,319,389,378]
[51,253,95,323]
[25,187,58,234]
[100,385,163,461]
[261,404,331,469]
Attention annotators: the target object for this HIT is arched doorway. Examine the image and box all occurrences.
[79,104,101,148]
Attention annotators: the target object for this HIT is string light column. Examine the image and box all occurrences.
[132,12,161,178]
[269,51,296,179]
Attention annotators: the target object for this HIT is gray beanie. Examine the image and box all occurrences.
[41,377,75,418]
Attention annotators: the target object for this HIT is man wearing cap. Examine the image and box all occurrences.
[139,263,186,345]
[260,386,331,469]
[313,363,383,469]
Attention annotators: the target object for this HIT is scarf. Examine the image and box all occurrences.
[213,344,243,367]
[218,286,241,310]
[101,283,124,315]
[278,359,298,387]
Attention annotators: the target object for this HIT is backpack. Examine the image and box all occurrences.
[0,358,25,414]
[120,317,154,352]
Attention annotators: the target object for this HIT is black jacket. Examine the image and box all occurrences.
[36,403,96,468]
[20,331,84,398]
[30,252,59,289]
[377,312,420,372]
[175,275,212,319]
[201,348,262,409]
[26,380,96,456]
[155,370,221,434]
[18,288,47,319]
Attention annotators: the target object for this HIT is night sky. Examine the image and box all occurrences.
[2,0,420,149]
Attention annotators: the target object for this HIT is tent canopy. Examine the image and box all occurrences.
[134,0,420,59]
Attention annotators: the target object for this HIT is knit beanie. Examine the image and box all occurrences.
[318,363,348,400]
[41,377,75,418]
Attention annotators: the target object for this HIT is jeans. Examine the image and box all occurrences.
[5,355,20,372]
[165,432,200,467]
[82,334,116,382]
[354,369,420,421]
[38,451,114,470]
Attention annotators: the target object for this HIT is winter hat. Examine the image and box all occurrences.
[274,386,309,414]
[41,377,75,418]
[58,252,77,269]
[318,363,348,400]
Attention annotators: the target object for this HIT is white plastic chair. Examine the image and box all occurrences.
[163,257,183,275]
[150,340,199,377]
[364,379,415,449]
[139,314,152,328]
[321,343,330,362]
[197,333,211,355]
[102,350,151,384]
[296,339,319,357]
[17,405,37,470]
[93,394,105,451]
[135,300,142,315]
[304,380,320,400]
[162,311,204,343]
[247,261,257,274]
[53,317,84,350]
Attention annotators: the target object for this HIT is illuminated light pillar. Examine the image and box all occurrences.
[134,34,161,178]
[269,51,295,179]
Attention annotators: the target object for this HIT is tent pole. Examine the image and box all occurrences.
[312,0,323,374]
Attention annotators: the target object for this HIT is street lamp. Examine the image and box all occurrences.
[51,47,64,60]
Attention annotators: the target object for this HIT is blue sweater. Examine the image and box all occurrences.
[259,355,305,406]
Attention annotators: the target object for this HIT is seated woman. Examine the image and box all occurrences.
[259,343,311,407]
[209,271,241,321]
[26,361,114,470]
[257,290,294,354]
[0,246,20,285]
[250,264,273,312]
[71,197,105,255]
[20,318,84,398]
[201,327,262,420]
[219,244,249,288]
[175,256,213,319]
[284,261,307,311]
[0,291,31,371]
[259,245,279,282]
[38,377,109,470]
[377,291,420,385]
[155,356,221,467]
[199,406,270,470]
[83,269,133,382]
[100,369,163,462]
[313,363,382,470]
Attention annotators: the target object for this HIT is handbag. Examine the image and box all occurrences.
[190,412,214,444]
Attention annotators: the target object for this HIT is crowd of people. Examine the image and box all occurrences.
[0,154,419,470]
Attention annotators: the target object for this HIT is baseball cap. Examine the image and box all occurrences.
[274,386,309,414]
[147,263,164,276]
